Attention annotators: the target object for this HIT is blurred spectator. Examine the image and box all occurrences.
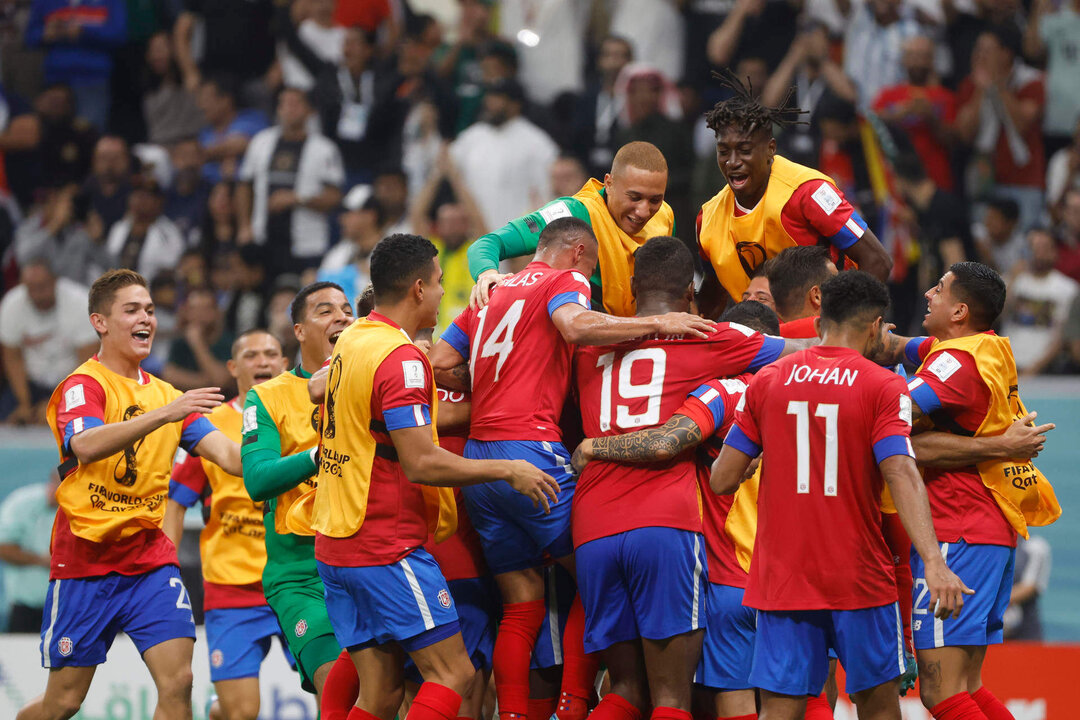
[281,0,346,91]
[450,78,557,233]
[334,0,394,38]
[106,174,185,281]
[705,0,800,84]
[1023,0,1080,156]
[1000,228,1079,375]
[550,155,589,198]
[433,0,496,135]
[0,258,97,424]
[403,100,445,200]
[147,271,179,369]
[571,35,633,178]
[319,185,383,303]
[14,185,104,286]
[373,167,413,236]
[944,0,1024,88]
[1004,535,1051,641]
[843,0,925,107]
[196,76,269,184]
[610,0,685,83]
[313,27,405,186]
[198,181,238,257]
[222,245,268,336]
[814,95,877,215]
[142,30,204,145]
[176,247,209,290]
[164,139,210,247]
[236,87,344,278]
[955,26,1045,230]
[24,0,126,130]
[1055,188,1080,283]
[973,196,1025,275]
[1046,119,1080,211]
[1063,292,1080,369]
[0,470,59,632]
[174,0,276,110]
[266,275,302,363]
[498,0,590,106]
[82,134,131,239]
[873,34,956,191]
[163,285,234,391]
[893,154,970,290]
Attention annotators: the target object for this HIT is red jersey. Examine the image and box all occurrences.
[906,335,1016,547]
[678,375,752,588]
[572,323,782,547]
[872,84,957,190]
[728,346,914,610]
[779,316,819,339]
[424,387,487,581]
[443,261,591,442]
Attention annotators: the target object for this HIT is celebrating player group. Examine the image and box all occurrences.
[19,75,1061,720]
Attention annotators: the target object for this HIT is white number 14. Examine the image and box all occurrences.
[786,401,839,496]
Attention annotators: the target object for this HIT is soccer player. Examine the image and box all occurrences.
[766,245,838,338]
[467,141,674,317]
[241,282,354,709]
[312,233,559,720]
[696,70,892,318]
[432,218,714,720]
[711,270,970,720]
[905,262,1060,720]
[23,269,241,720]
[571,300,779,720]
[572,237,800,720]
[162,329,288,720]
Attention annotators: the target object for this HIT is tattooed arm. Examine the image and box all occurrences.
[571,414,704,473]
[430,338,471,392]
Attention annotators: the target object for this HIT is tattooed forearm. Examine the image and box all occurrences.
[434,363,471,392]
[589,415,704,463]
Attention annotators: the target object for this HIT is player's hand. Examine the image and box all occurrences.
[571,439,593,474]
[925,559,974,620]
[470,270,510,310]
[999,411,1054,460]
[163,387,225,422]
[653,312,716,339]
[504,460,560,513]
[899,649,918,696]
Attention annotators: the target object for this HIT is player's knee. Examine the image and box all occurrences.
[220,695,260,720]
[33,693,83,720]
[157,666,194,704]
[371,684,406,719]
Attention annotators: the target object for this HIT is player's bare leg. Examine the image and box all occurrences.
[349,644,408,719]
[143,637,196,720]
[915,645,983,710]
[848,679,901,720]
[758,690,807,720]
[716,689,756,718]
[409,633,479,696]
[825,660,839,707]
[313,658,336,712]
[213,677,261,720]
[407,667,489,719]
[16,666,96,720]
[600,639,649,712]
[641,629,704,712]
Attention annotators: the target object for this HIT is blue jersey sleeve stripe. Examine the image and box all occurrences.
[168,480,201,508]
[905,336,930,366]
[689,384,726,430]
[909,381,942,415]
[724,425,762,458]
[873,435,914,464]
[547,291,587,317]
[181,416,216,454]
[384,404,433,431]
[441,322,471,360]
[749,336,785,371]
[828,211,867,250]
[62,416,104,453]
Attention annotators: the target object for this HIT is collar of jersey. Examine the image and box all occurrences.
[291,364,313,379]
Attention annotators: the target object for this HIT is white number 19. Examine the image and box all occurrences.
[786,401,839,496]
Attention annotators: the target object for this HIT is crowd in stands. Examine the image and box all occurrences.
[0,0,1079,423]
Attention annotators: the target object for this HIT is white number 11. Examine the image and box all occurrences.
[786,401,839,496]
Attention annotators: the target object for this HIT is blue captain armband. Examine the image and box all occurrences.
[384,404,433,431]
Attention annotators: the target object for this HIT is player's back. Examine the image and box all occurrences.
[465,261,590,441]
[739,346,911,611]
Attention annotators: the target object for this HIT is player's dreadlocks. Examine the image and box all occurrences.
[704,68,808,137]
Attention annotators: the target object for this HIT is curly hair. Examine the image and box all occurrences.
[704,68,808,137]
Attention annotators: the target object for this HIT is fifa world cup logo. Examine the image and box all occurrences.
[736,241,767,278]
[324,355,342,439]
[113,405,145,487]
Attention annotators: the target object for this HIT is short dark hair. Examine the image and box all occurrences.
[537,217,596,251]
[89,269,148,316]
[355,284,376,318]
[719,300,780,335]
[632,237,694,301]
[948,261,1006,329]
[986,196,1020,223]
[231,328,280,358]
[767,246,834,320]
[819,270,890,327]
[704,68,806,139]
[290,281,347,324]
[750,257,775,280]
[369,233,439,303]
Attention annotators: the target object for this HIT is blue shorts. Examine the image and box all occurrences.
[910,540,1014,650]
[533,563,576,669]
[318,548,460,653]
[462,439,576,574]
[40,565,196,669]
[696,583,756,691]
[576,527,706,654]
[405,575,497,683]
[750,603,905,696]
[205,605,289,682]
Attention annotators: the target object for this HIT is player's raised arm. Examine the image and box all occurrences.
[552,302,715,344]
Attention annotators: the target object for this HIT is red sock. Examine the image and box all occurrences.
[494,599,547,720]
[882,513,914,650]
[589,694,641,720]
[556,595,599,720]
[718,715,757,720]
[408,682,463,720]
[322,650,361,720]
[970,687,1014,720]
[348,708,381,720]
[803,693,834,720]
[529,697,559,720]
[929,692,989,720]
[649,706,692,720]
